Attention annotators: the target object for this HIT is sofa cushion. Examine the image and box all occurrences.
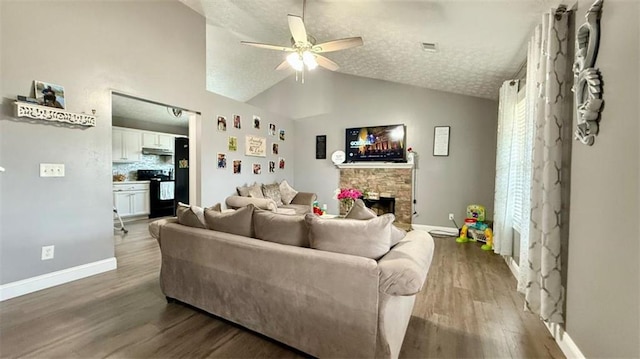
[345,199,406,246]
[253,210,309,247]
[236,185,250,197]
[177,202,221,229]
[248,183,264,198]
[262,183,283,205]
[204,204,255,237]
[279,180,299,205]
[305,213,394,259]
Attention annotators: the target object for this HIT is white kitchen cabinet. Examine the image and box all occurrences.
[113,182,150,218]
[112,128,142,163]
[142,132,174,151]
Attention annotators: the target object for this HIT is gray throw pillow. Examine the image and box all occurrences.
[305,213,394,260]
[279,180,299,205]
[253,210,309,247]
[176,202,221,229]
[236,185,250,197]
[345,199,407,246]
[204,204,255,237]
[247,183,264,198]
[262,183,283,205]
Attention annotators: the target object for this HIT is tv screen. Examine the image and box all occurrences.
[345,124,406,162]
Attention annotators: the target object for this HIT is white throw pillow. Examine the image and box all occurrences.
[279,180,299,205]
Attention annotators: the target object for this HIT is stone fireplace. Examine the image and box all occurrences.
[338,164,413,226]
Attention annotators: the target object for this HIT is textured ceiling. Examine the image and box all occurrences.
[112,94,189,129]
[180,0,561,102]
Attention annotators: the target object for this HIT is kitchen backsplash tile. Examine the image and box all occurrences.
[113,155,173,180]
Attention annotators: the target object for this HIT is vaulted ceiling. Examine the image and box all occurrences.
[180,0,561,102]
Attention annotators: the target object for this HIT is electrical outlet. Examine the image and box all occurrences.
[448,213,455,221]
[41,245,54,260]
[40,163,65,177]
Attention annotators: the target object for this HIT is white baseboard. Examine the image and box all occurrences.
[505,256,519,279]
[544,321,586,359]
[412,224,458,235]
[0,257,117,301]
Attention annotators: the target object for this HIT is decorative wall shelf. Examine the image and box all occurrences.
[14,102,96,127]
[336,162,413,169]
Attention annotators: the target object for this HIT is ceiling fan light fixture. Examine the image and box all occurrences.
[302,51,318,70]
[287,52,304,71]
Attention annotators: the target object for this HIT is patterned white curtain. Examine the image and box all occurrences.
[493,80,519,257]
[524,7,571,324]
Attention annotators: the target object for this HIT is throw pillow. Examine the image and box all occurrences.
[279,180,299,205]
[177,202,210,229]
[236,185,250,197]
[247,183,264,198]
[262,183,283,205]
[253,210,309,247]
[204,204,255,237]
[345,199,407,246]
[305,213,395,260]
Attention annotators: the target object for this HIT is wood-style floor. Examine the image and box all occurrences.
[0,220,564,358]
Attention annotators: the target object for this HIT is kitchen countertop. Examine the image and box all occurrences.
[113,180,151,184]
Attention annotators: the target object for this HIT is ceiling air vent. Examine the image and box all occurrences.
[421,42,438,52]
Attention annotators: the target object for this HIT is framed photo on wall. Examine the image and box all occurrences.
[433,126,450,156]
[316,135,326,159]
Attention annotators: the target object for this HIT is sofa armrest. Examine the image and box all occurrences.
[290,192,317,207]
[376,230,435,296]
[149,217,179,242]
[225,196,278,211]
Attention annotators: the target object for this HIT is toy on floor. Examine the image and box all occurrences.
[455,204,493,250]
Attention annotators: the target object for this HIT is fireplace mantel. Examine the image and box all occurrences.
[335,162,413,169]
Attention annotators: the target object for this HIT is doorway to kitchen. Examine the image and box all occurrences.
[110,92,199,225]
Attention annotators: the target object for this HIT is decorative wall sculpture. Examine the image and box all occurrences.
[14,102,96,127]
[572,0,604,146]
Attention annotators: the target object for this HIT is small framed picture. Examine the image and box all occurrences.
[233,160,242,174]
[279,129,285,141]
[272,143,279,155]
[253,115,261,130]
[217,153,227,169]
[278,157,285,169]
[217,116,227,132]
[233,115,241,129]
[269,161,275,173]
[228,136,238,151]
[433,126,450,156]
[268,123,276,136]
[34,80,65,109]
[316,135,327,159]
[253,163,262,175]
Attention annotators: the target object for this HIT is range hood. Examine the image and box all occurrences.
[142,147,173,156]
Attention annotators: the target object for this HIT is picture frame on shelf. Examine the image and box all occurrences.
[33,80,65,109]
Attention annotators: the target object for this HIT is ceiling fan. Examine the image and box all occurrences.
[240,0,363,80]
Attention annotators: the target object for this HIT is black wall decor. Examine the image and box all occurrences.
[316,135,327,159]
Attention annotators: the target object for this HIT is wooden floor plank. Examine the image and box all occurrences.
[0,220,564,358]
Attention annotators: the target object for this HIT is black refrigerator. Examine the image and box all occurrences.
[174,137,189,209]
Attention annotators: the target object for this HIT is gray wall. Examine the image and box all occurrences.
[250,71,498,226]
[565,1,640,357]
[0,0,293,285]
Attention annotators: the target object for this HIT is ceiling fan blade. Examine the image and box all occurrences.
[241,41,295,52]
[288,14,308,45]
[274,59,290,71]
[312,37,364,53]
[315,55,339,71]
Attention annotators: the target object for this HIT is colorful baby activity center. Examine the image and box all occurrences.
[456,204,494,251]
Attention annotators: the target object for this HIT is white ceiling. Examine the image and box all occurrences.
[112,94,189,129]
[180,0,561,102]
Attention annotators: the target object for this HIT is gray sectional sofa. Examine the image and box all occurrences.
[150,207,434,358]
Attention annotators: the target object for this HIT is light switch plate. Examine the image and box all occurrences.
[40,163,65,177]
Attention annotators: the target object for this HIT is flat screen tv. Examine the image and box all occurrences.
[345,124,406,162]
